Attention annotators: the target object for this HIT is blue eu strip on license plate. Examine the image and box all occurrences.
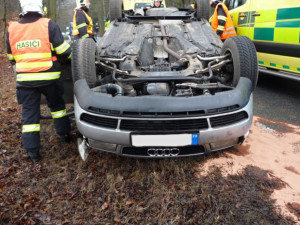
[191,133,199,145]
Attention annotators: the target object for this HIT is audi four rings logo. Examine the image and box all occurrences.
[147,148,180,157]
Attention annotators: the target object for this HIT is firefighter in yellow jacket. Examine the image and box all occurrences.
[73,0,94,39]
[210,0,237,40]
[6,0,72,162]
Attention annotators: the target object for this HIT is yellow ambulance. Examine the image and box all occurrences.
[225,0,300,80]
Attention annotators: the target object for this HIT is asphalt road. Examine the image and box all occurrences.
[253,72,300,129]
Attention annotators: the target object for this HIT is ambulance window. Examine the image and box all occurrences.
[225,0,247,10]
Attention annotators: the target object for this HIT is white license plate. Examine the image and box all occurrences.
[131,133,199,147]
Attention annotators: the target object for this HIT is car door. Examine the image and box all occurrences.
[224,0,252,37]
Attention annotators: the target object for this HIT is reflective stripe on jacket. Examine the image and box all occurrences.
[8,18,55,74]
[211,3,237,40]
[73,9,93,36]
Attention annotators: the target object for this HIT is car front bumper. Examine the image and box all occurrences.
[74,77,253,158]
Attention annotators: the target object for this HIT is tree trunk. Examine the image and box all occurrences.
[48,0,57,21]
[0,0,7,53]
[101,0,105,35]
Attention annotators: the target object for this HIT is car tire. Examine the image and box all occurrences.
[195,0,210,21]
[221,36,258,91]
[71,38,97,88]
[110,0,123,21]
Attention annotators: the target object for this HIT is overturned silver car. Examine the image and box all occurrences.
[71,0,258,159]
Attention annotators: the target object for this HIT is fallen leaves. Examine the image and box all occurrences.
[23,203,31,211]
[287,203,300,219]
[0,56,298,224]
[101,202,109,210]
[62,219,71,224]
[125,199,135,206]
[116,174,123,183]
[113,216,121,223]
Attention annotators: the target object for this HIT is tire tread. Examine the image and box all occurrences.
[222,36,258,91]
[71,38,97,88]
[110,0,123,20]
[195,0,210,21]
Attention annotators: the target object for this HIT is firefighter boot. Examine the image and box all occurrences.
[60,133,71,144]
[28,152,41,162]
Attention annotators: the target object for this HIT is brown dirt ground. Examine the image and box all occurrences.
[199,116,300,221]
[0,55,299,224]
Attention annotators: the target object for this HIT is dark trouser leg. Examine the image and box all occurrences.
[17,88,41,153]
[41,81,71,135]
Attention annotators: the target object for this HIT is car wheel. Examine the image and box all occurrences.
[71,38,97,88]
[221,36,258,91]
[110,0,123,21]
[194,0,210,21]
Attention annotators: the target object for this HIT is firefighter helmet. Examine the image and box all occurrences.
[19,0,44,16]
[76,0,90,9]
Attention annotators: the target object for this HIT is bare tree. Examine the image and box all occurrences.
[46,0,57,21]
[0,0,7,53]
[0,0,21,53]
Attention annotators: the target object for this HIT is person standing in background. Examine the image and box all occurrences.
[104,19,110,31]
[94,22,99,37]
[72,0,94,39]
[153,0,163,8]
[210,0,236,40]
